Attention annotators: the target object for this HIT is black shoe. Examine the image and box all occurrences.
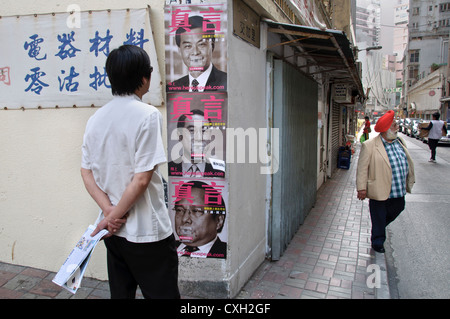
[372,244,385,253]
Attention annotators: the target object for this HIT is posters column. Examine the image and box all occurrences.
[165,3,228,259]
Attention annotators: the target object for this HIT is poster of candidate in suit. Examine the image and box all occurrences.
[169,179,228,259]
[167,91,227,178]
[166,3,228,261]
[165,3,227,93]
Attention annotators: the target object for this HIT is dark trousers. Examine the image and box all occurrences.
[369,197,405,247]
[104,234,180,299]
[428,138,439,160]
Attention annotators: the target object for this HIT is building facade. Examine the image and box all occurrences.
[355,0,381,46]
[403,0,450,118]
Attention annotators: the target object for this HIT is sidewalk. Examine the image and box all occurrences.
[237,143,389,299]
[0,144,389,299]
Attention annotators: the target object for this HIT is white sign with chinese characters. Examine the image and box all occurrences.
[333,84,351,103]
[0,8,162,109]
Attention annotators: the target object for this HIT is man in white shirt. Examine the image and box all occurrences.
[81,45,179,299]
[422,112,448,163]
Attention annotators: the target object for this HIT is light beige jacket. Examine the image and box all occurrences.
[356,135,415,200]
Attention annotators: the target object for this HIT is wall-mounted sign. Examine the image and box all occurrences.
[333,84,351,103]
[0,8,162,109]
[383,87,402,93]
[232,0,260,48]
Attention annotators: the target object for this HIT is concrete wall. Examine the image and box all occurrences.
[0,0,168,282]
[225,18,269,297]
[408,68,444,114]
[0,0,277,298]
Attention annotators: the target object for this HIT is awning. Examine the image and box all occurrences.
[264,19,365,100]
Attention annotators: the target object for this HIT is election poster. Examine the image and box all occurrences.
[0,8,162,109]
[169,178,228,259]
[167,91,227,179]
[165,3,228,259]
[165,3,227,93]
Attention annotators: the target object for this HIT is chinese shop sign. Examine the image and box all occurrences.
[232,0,260,48]
[0,8,162,109]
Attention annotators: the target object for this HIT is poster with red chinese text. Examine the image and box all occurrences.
[165,3,228,259]
[168,178,228,259]
[165,3,227,93]
[0,8,163,109]
[167,91,227,179]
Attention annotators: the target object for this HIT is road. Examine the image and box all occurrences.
[385,132,450,299]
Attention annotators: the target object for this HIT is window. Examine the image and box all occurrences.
[409,66,419,81]
[438,19,450,27]
[412,7,420,15]
[410,51,419,63]
[440,3,450,12]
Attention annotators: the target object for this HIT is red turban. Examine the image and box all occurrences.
[374,110,395,132]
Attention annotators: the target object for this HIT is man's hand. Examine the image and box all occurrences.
[90,213,128,238]
[357,190,367,201]
[83,169,153,238]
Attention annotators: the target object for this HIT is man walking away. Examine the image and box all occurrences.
[421,112,447,163]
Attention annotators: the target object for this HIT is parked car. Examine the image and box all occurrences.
[404,118,421,136]
[440,123,450,144]
[411,120,422,138]
[398,119,406,134]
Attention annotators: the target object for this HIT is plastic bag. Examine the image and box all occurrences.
[360,134,366,143]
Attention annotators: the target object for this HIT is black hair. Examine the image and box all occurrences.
[433,112,440,120]
[105,45,152,96]
[175,15,216,49]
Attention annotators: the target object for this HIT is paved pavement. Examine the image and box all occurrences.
[236,143,388,299]
[0,143,389,300]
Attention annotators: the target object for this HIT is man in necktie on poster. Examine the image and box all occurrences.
[172,180,227,259]
[167,15,227,92]
[168,109,225,178]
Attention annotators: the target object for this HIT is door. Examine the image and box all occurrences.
[270,59,318,260]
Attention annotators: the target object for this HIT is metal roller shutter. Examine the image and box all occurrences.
[271,59,318,260]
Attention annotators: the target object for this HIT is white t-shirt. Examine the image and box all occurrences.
[81,94,172,243]
[428,120,444,140]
